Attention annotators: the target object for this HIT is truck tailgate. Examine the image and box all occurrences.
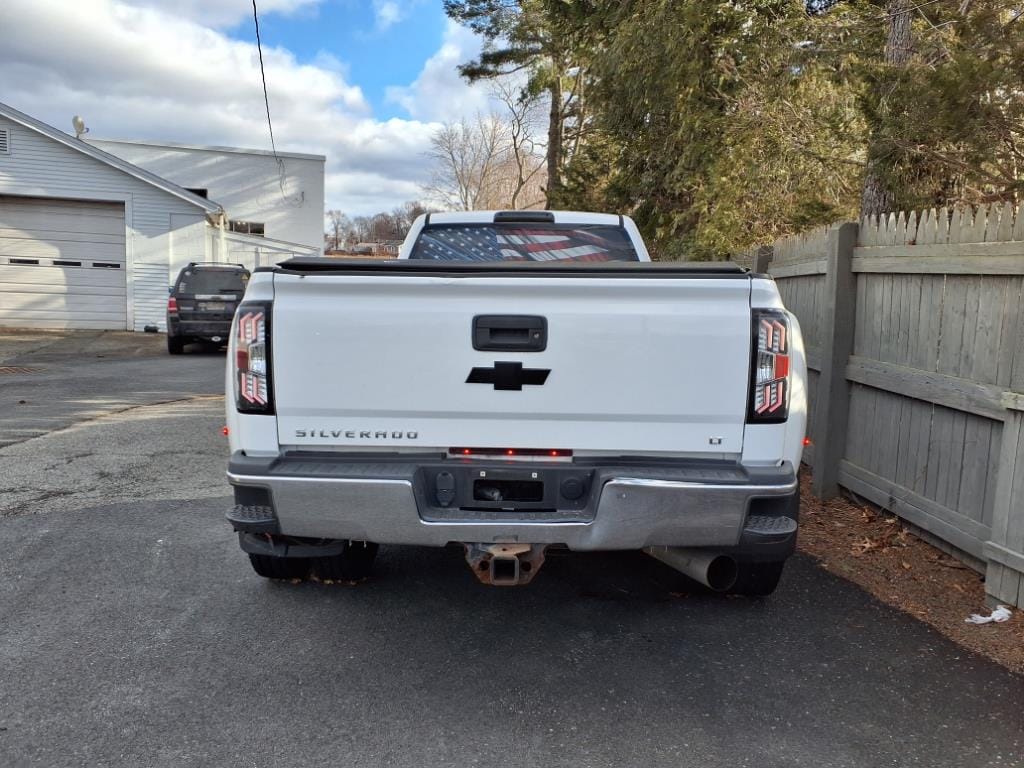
[271,273,752,455]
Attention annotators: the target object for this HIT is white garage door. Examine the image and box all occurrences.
[0,196,127,330]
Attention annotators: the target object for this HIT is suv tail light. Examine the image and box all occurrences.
[748,310,790,423]
[234,302,274,414]
[167,297,178,314]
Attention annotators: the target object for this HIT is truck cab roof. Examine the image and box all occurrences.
[421,210,623,226]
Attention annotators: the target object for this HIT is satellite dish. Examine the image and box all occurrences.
[72,115,88,138]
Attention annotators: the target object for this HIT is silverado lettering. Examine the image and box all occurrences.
[294,430,419,440]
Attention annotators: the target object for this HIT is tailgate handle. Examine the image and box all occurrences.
[473,315,547,352]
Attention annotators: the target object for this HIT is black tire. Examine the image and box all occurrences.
[728,561,785,597]
[248,553,311,580]
[167,334,185,355]
[311,541,379,581]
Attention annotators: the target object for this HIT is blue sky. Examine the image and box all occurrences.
[232,0,450,120]
[0,0,494,215]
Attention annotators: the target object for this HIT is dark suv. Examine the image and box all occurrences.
[166,263,250,354]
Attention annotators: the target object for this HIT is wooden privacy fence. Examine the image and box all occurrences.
[742,204,1024,608]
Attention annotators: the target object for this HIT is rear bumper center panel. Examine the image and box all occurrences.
[227,453,798,551]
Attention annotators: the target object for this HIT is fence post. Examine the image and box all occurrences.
[810,222,858,499]
[752,245,773,274]
[983,393,1024,608]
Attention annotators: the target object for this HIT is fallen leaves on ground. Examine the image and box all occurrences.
[797,473,1024,675]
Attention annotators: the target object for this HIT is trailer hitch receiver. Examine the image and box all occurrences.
[464,543,547,586]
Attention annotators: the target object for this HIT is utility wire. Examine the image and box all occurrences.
[252,0,278,158]
[251,0,303,207]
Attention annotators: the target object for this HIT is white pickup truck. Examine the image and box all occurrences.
[225,211,806,594]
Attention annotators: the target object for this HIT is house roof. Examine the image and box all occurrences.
[0,101,223,216]
[87,136,326,163]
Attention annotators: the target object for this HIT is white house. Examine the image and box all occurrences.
[0,101,322,332]
[86,137,325,251]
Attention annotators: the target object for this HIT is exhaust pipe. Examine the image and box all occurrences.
[464,543,547,586]
[644,546,738,592]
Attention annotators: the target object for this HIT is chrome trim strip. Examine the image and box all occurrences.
[608,477,798,493]
[227,472,412,489]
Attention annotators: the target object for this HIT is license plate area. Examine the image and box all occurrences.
[200,302,226,311]
[416,465,594,517]
[473,478,543,503]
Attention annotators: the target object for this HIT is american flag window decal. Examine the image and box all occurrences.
[409,224,640,263]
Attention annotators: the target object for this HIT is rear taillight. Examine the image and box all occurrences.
[234,302,273,414]
[748,310,790,423]
[167,297,178,314]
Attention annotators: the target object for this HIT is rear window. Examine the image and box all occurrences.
[175,268,249,295]
[409,224,640,262]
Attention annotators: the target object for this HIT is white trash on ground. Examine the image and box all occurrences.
[964,606,1013,625]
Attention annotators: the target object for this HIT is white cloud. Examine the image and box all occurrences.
[385,19,494,122]
[370,0,430,33]
[0,0,495,217]
[372,0,403,31]
[131,0,322,28]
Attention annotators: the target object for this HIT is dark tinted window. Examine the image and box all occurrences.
[175,268,249,295]
[409,224,639,262]
[229,220,265,236]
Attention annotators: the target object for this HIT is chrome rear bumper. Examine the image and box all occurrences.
[227,453,798,552]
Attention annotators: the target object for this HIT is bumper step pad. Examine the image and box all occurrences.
[744,515,798,537]
[226,504,278,533]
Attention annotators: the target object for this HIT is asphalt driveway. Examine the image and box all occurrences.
[0,329,222,447]
[1,332,1022,767]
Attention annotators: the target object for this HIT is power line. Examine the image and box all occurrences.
[252,0,278,158]
[251,0,303,207]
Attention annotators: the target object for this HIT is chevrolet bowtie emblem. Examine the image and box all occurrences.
[467,362,551,391]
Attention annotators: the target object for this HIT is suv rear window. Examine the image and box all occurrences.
[175,268,249,295]
[409,224,640,262]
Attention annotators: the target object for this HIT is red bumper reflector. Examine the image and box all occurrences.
[774,354,790,379]
[222,426,230,437]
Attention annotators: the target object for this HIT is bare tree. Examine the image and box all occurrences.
[392,201,435,236]
[325,209,353,250]
[369,213,393,241]
[325,202,436,251]
[423,116,510,211]
[422,85,547,212]
[492,79,547,210]
[351,215,373,243]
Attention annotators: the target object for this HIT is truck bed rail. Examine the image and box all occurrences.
[263,258,749,278]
